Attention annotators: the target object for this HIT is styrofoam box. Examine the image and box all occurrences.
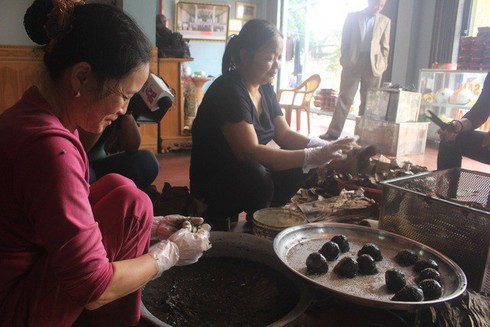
[355,117,429,156]
[365,88,422,123]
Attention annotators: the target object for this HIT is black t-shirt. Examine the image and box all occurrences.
[190,71,283,190]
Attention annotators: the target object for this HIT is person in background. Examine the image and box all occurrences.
[0,1,209,326]
[437,71,490,169]
[79,111,160,191]
[190,19,354,231]
[320,0,390,141]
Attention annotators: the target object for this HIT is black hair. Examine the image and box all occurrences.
[24,0,152,94]
[221,19,282,74]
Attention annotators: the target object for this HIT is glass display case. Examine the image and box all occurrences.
[418,69,488,141]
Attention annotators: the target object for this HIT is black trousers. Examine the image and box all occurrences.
[437,130,490,170]
[89,149,160,190]
[191,161,317,230]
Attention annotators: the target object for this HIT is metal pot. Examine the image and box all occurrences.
[141,231,313,326]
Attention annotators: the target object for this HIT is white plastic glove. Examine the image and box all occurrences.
[151,215,204,240]
[168,223,212,266]
[306,137,328,148]
[303,137,355,173]
[148,240,180,279]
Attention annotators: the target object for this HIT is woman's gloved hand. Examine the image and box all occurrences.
[168,223,212,266]
[306,137,328,148]
[151,215,204,240]
[303,137,355,172]
[148,240,180,279]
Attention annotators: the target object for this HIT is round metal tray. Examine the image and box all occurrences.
[273,223,467,311]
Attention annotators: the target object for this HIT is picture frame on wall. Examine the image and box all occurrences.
[236,2,256,21]
[175,1,230,41]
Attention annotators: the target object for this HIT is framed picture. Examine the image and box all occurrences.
[236,2,256,21]
[175,1,230,41]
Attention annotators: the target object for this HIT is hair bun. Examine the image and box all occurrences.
[24,0,53,45]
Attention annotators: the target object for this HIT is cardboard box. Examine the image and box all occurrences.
[365,88,421,123]
[355,117,429,156]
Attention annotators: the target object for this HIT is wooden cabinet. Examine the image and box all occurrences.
[138,48,160,153]
[138,57,194,152]
[0,45,44,113]
[156,58,193,150]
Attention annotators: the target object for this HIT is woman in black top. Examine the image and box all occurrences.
[190,19,354,230]
[437,71,490,169]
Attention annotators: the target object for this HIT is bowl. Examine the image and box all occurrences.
[141,232,313,326]
[253,208,307,240]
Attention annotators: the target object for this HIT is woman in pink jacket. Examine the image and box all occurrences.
[0,1,209,326]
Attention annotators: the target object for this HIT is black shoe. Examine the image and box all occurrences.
[319,133,338,141]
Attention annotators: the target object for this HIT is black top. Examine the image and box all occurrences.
[464,70,490,129]
[190,71,283,190]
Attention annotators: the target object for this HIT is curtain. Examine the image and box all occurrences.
[430,0,465,64]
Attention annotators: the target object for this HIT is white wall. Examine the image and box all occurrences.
[0,0,155,46]
[157,0,275,78]
[0,0,36,45]
[123,0,156,46]
[391,0,436,87]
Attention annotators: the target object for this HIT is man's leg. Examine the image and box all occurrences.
[437,131,490,170]
[324,66,361,138]
[359,54,382,116]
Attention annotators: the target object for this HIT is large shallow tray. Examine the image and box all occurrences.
[273,223,467,311]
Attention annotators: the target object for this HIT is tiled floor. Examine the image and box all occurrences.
[153,111,489,192]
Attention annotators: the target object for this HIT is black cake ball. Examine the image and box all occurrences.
[306,252,329,274]
[391,285,424,302]
[319,241,340,261]
[357,254,378,275]
[357,243,383,261]
[416,268,441,283]
[334,257,359,278]
[331,235,350,253]
[414,259,439,273]
[419,279,442,300]
[385,269,406,292]
[395,249,418,266]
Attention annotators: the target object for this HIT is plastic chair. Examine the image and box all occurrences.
[277,74,321,134]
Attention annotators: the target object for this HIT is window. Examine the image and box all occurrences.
[469,0,490,36]
[280,0,366,112]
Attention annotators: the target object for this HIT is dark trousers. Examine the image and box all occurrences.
[437,130,490,170]
[191,161,317,230]
[89,149,160,190]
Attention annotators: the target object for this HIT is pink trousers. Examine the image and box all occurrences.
[15,174,152,326]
